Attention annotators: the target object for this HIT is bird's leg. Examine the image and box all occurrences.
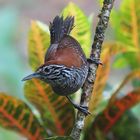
[66,96,90,116]
[87,58,103,66]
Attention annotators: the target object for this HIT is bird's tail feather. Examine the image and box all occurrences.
[49,16,74,44]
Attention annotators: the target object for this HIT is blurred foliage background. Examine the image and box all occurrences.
[0,0,140,140]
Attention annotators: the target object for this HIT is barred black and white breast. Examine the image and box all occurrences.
[37,63,88,96]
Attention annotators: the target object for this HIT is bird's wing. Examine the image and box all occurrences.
[44,35,87,68]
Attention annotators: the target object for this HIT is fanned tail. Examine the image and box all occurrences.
[49,16,74,44]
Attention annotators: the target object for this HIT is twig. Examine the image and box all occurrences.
[70,0,115,139]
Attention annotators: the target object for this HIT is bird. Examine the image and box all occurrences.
[22,16,90,115]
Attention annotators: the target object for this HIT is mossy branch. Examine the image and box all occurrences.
[70,0,115,139]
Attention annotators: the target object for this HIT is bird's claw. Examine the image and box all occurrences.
[66,96,91,116]
[87,58,103,66]
[74,104,91,116]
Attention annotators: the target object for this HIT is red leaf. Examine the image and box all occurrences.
[85,89,140,139]
[0,93,47,140]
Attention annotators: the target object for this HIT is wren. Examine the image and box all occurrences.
[22,16,90,115]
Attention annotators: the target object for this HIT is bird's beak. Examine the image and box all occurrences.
[22,72,40,81]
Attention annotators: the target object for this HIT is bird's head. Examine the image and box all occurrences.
[22,64,53,82]
[22,64,64,83]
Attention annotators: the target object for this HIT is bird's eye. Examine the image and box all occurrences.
[43,67,50,73]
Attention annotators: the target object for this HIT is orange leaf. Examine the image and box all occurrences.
[28,21,50,71]
[24,79,75,135]
[86,42,128,125]
[0,93,47,140]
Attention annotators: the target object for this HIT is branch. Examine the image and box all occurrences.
[70,0,115,139]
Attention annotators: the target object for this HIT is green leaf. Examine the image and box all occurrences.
[111,0,140,69]
[122,52,140,69]
[111,0,140,48]
[98,0,104,6]
[111,111,140,140]
[132,79,140,87]
[44,136,73,140]
[0,92,47,140]
[113,53,129,68]
[28,21,50,71]
[85,89,140,140]
[62,2,92,57]
[24,79,75,135]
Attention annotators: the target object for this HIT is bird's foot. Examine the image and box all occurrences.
[87,58,103,66]
[74,104,91,116]
[66,96,90,116]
